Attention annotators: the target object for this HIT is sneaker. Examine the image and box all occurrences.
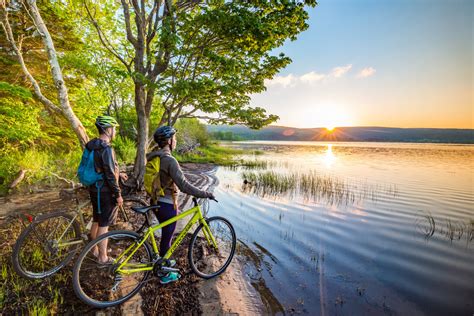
[160,272,180,284]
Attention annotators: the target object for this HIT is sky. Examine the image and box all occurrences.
[250,0,473,129]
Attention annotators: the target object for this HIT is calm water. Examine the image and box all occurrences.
[207,141,474,315]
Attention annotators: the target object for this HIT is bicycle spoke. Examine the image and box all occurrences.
[189,217,236,278]
[14,214,81,278]
[74,231,152,307]
[47,217,62,240]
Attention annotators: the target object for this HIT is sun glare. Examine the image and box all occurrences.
[306,102,353,129]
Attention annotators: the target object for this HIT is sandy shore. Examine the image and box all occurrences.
[181,163,265,315]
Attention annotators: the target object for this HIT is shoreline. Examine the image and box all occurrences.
[182,163,266,315]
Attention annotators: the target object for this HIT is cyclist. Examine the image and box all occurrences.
[85,115,123,264]
[146,125,215,284]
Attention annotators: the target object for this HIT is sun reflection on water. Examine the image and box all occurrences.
[323,144,336,168]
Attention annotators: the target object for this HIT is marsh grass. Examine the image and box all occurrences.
[241,170,397,206]
[416,211,474,244]
[224,159,291,172]
[415,211,436,238]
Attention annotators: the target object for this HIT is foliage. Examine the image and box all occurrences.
[210,131,244,141]
[0,82,32,99]
[0,98,45,144]
[0,142,83,195]
[174,143,244,166]
[0,0,316,192]
[113,136,136,165]
[155,1,316,128]
[175,118,210,148]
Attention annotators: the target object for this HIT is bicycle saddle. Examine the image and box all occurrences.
[131,205,159,214]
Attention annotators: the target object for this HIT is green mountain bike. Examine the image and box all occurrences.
[11,190,148,279]
[72,196,236,308]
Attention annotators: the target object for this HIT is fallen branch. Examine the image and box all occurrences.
[40,168,80,188]
[9,169,28,189]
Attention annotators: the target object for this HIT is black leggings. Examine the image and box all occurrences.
[153,201,177,257]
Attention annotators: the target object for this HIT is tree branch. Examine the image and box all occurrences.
[84,1,132,73]
[121,0,138,48]
[0,4,62,114]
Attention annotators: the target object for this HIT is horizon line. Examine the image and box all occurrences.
[208,124,474,130]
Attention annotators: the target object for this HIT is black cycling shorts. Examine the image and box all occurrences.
[89,191,118,227]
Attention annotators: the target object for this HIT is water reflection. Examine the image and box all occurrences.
[323,144,336,168]
[416,211,474,245]
[215,141,474,315]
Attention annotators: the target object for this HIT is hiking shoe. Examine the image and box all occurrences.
[160,272,180,284]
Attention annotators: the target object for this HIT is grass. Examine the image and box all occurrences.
[0,146,84,195]
[174,143,245,165]
[0,219,91,314]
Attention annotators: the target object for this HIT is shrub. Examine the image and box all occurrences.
[175,118,209,148]
[113,136,136,164]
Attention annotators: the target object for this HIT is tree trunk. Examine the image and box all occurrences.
[26,0,89,148]
[133,83,148,187]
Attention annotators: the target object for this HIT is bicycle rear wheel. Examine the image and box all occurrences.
[12,212,82,279]
[120,197,150,231]
[73,230,153,308]
[188,216,236,279]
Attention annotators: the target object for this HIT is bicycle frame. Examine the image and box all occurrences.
[52,200,90,248]
[56,199,134,248]
[115,202,218,275]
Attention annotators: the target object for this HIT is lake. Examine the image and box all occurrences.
[207,141,474,315]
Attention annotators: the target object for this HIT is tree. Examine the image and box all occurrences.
[82,0,316,185]
[157,1,315,128]
[0,0,89,147]
[82,0,179,185]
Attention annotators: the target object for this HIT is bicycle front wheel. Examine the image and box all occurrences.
[12,212,82,279]
[188,216,236,279]
[73,230,153,308]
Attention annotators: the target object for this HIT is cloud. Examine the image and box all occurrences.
[330,64,353,78]
[300,71,326,83]
[357,67,376,78]
[265,64,355,88]
[264,74,296,87]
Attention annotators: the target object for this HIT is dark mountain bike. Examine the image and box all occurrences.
[11,187,149,279]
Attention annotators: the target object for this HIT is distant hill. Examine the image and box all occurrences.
[207,125,474,144]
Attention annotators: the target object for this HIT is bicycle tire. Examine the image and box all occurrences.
[12,212,82,279]
[188,216,236,279]
[73,230,153,308]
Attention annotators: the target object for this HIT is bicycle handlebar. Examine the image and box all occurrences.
[192,196,218,206]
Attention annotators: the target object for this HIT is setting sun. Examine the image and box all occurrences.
[326,126,335,132]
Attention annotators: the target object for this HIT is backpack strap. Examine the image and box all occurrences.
[94,140,109,214]
[95,180,104,214]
